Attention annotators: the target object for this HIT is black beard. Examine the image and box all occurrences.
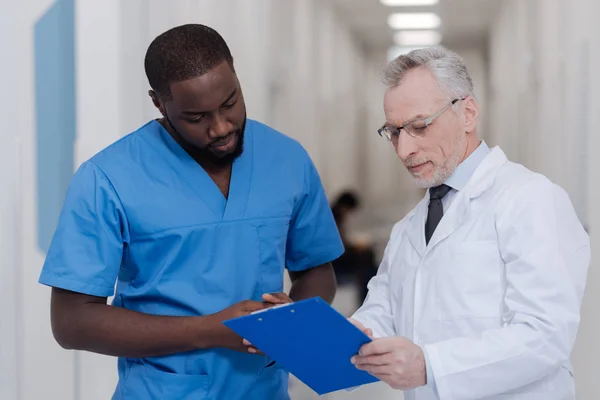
[165,115,246,167]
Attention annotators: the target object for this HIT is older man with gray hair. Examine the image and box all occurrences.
[349,47,589,400]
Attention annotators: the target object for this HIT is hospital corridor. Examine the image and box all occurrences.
[2,0,600,399]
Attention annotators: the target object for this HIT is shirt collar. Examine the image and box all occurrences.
[445,140,490,191]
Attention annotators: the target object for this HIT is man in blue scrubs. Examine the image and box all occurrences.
[39,24,343,399]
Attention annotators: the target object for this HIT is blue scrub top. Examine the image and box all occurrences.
[39,119,344,400]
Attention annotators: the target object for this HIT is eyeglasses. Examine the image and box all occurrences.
[377,97,466,141]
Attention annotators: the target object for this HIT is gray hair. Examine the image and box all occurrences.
[383,46,474,100]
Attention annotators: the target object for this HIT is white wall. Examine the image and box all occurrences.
[488,0,599,398]
[266,0,369,197]
[1,1,78,399]
[573,0,600,398]
[452,47,489,141]
[0,4,23,399]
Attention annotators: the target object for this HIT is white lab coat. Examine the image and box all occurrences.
[353,147,590,400]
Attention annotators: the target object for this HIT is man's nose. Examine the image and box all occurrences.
[394,131,418,161]
[209,114,231,138]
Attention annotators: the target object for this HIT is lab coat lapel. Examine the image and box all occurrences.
[406,197,429,257]
[425,190,469,251]
[425,146,508,251]
[222,123,254,221]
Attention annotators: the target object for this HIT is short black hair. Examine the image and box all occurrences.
[144,24,233,100]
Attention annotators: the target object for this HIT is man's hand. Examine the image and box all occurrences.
[351,337,427,390]
[261,292,292,305]
[348,318,374,339]
[242,292,293,354]
[211,300,270,352]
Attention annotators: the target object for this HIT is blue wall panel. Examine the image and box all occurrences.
[34,0,76,253]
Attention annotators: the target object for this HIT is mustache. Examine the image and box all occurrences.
[404,157,430,167]
[209,131,239,147]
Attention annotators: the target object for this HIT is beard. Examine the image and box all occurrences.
[165,114,246,168]
[407,133,467,189]
[202,121,245,167]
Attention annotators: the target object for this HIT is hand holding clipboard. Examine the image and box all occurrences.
[224,296,380,395]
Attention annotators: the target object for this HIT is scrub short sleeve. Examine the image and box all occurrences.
[286,155,344,272]
[38,161,128,297]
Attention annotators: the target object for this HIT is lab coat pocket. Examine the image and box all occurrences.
[436,241,504,321]
[122,362,210,399]
[256,219,290,293]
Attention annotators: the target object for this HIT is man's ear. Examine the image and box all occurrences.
[462,96,479,133]
[148,90,166,117]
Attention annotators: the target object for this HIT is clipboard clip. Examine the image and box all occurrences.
[251,302,294,315]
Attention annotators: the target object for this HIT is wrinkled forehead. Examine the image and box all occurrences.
[383,67,446,125]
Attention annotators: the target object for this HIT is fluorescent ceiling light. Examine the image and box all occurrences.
[381,0,439,6]
[388,13,441,29]
[394,30,441,46]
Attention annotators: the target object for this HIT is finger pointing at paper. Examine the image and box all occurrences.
[262,292,293,305]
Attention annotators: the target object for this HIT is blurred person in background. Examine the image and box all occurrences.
[38,24,343,400]
[331,190,378,304]
[349,47,590,400]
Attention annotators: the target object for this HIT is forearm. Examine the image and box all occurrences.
[289,263,336,304]
[52,301,221,358]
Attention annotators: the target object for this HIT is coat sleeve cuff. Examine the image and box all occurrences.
[423,346,439,397]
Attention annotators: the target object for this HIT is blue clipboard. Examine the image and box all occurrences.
[223,297,379,395]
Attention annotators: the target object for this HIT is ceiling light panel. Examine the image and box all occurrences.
[381,0,438,6]
[388,13,441,29]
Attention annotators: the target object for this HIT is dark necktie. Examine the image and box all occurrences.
[425,184,452,245]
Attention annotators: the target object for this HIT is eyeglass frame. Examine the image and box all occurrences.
[377,97,467,141]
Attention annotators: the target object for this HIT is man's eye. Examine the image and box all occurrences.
[188,115,206,123]
[410,122,427,131]
[222,101,236,109]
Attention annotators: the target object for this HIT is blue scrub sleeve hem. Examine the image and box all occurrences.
[39,271,115,297]
[286,245,344,272]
